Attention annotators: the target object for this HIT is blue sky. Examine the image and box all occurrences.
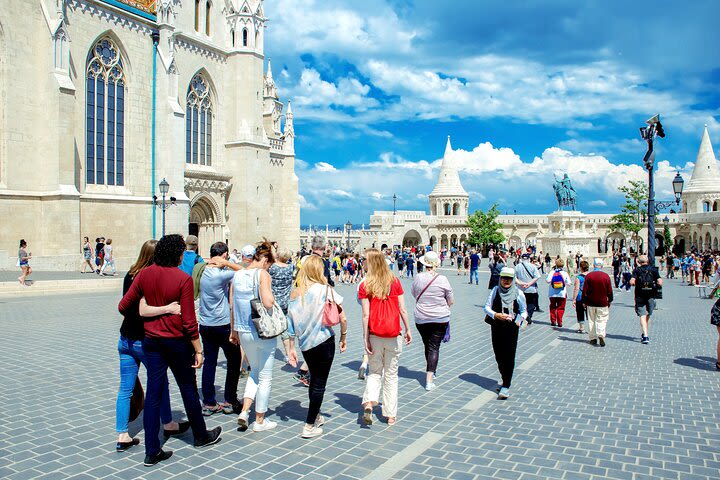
[263,0,720,226]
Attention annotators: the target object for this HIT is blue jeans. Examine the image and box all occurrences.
[116,336,172,433]
[143,336,209,456]
[470,268,479,284]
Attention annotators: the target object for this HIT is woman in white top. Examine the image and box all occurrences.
[230,242,278,432]
[545,258,571,328]
[100,239,117,276]
[287,255,347,438]
[410,251,453,391]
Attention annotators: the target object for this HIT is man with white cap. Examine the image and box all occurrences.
[240,245,256,268]
[581,258,614,347]
[484,267,528,400]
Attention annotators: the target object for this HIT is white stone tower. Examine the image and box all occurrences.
[428,136,469,217]
[682,126,720,214]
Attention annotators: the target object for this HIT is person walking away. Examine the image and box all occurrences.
[546,259,571,328]
[115,239,186,453]
[286,255,348,438]
[360,249,412,426]
[469,249,481,285]
[118,234,222,467]
[197,242,243,416]
[411,251,453,391]
[566,251,575,277]
[456,251,464,275]
[100,239,117,276]
[484,267,527,400]
[488,251,506,289]
[231,241,285,432]
[630,255,663,344]
[95,237,105,273]
[179,235,204,276]
[81,236,95,273]
[514,253,541,325]
[581,258,613,346]
[620,257,633,290]
[572,260,589,333]
[17,239,32,286]
[405,252,415,278]
[272,249,308,381]
[611,253,621,288]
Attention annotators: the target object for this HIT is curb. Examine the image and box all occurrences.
[0,278,123,297]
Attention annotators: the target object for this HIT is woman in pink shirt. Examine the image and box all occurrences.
[411,251,454,391]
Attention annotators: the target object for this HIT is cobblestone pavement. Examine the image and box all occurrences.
[0,270,125,283]
[1,269,718,479]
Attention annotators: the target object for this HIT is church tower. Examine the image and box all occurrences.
[429,136,469,217]
[683,126,720,214]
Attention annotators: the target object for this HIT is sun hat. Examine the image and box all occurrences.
[419,251,440,267]
[241,245,256,258]
[499,267,516,278]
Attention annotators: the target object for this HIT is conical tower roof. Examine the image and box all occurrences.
[685,125,720,193]
[429,136,468,197]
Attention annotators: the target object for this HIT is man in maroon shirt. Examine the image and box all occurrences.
[581,258,614,347]
[119,234,221,466]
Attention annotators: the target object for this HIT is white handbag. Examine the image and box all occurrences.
[250,269,288,339]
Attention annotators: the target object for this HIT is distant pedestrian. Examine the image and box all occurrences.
[488,251,506,289]
[100,238,117,276]
[411,251,453,391]
[469,249,480,285]
[405,252,415,278]
[566,251,575,276]
[546,258,571,328]
[572,260,589,333]
[95,237,105,273]
[630,255,662,344]
[17,239,32,286]
[619,257,632,290]
[484,267,527,400]
[514,253,541,325]
[81,236,95,273]
[582,258,613,346]
[179,235,204,276]
[360,249,412,426]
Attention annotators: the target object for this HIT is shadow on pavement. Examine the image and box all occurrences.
[557,335,588,344]
[397,366,425,386]
[333,392,366,425]
[274,399,312,423]
[458,373,497,391]
[673,356,719,371]
[606,333,638,342]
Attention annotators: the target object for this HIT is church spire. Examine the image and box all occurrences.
[430,135,468,197]
[686,125,720,193]
[266,58,274,84]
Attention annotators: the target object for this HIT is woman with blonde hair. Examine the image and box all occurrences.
[286,255,347,438]
[359,249,412,426]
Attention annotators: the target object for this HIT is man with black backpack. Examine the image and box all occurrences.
[630,255,663,345]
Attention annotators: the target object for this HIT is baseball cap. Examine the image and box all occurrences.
[499,267,515,278]
[241,245,256,258]
[593,258,604,267]
[185,235,198,246]
[521,253,530,259]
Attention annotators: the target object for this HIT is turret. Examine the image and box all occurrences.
[428,136,469,217]
[683,125,720,214]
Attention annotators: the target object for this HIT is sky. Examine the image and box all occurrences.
[263,0,720,226]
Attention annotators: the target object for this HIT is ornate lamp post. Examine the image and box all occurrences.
[153,178,176,237]
[345,220,352,252]
[640,115,684,265]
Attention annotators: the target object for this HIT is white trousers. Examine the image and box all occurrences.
[587,306,609,341]
[239,331,276,413]
[362,335,402,418]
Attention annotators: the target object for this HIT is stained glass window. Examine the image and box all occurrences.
[186,74,213,166]
[86,38,125,185]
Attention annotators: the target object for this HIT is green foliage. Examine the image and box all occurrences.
[468,203,505,248]
[663,223,673,252]
[610,180,649,237]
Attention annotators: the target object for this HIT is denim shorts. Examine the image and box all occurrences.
[635,297,656,316]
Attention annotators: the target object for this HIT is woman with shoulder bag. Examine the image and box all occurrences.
[230,241,285,432]
[712,298,720,370]
[411,251,454,392]
[286,255,347,438]
[360,249,412,426]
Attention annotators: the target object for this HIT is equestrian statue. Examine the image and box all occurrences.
[553,173,577,211]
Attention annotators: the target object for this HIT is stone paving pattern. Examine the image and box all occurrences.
[0,268,719,479]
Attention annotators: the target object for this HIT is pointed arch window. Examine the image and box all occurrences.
[86,37,125,186]
[205,1,211,35]
[242,28,248,47]
[186,74,213,166]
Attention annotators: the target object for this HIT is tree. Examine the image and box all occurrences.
[468,203,505,250]
[610,180,649,252]
[663,222,674,255]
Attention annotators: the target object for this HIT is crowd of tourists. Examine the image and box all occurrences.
[108,232,720,467]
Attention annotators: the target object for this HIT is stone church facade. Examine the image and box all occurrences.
[360,128,720,258]
[0,0,299,269]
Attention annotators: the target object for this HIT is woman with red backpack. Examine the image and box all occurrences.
[360,249,412,426]
[546,258,571,328]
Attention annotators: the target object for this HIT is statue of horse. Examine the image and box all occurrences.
[553,174,577,211]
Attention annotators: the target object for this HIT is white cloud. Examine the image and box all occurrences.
[371,192,385,199]
[315,161,337,172]
[298,194,317,210]
[590,200,608,207]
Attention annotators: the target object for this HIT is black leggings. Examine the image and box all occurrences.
[415,322,447,373]
[302,336,335,425]
[575,301,586,323]
[491,321,519,388]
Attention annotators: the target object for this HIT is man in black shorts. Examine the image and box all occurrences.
[630,255,663,345]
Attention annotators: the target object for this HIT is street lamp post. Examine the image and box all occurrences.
[345,220,352,252]
[639,115,683,266]
[152,178,176,237]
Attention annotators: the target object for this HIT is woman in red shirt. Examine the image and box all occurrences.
[360,249,412,426]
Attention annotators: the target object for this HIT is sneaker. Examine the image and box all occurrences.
[495,384,502,393]
[589,339,597,345]
[358,365,367,380]
[194,426,222,448]
[425,382,437,392]
[144,449,173,467]
[526,319,533,325]
[237,410,249,431]
[497,387,510,400]
[599,337,606,347]
[252,420,277,432]
[295,371,310,387]
[301,424,323,438]
[641,336,650,344]
[315,414,325,427]
[202,403,223,416]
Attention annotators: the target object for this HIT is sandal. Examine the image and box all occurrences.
[202,404,223,416]
[362,408,373,425]
[387,417,397,426]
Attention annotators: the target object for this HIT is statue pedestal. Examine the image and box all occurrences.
[541,210,597,258]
